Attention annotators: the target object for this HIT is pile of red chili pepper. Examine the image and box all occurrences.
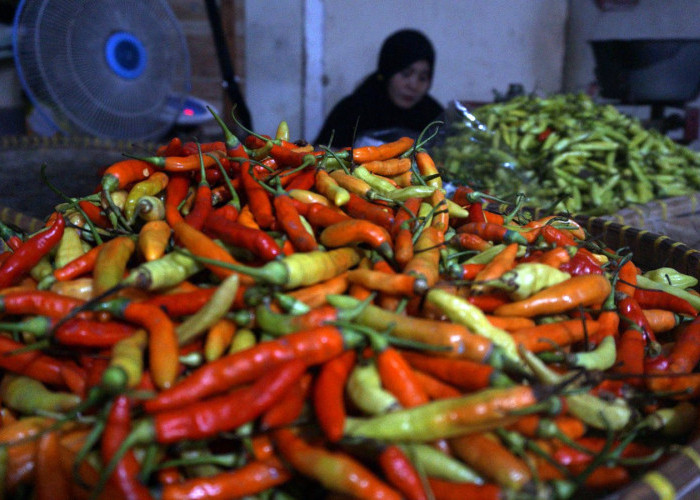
[1,113,700,500]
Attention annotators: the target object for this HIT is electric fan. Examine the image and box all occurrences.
[12,0,193,141]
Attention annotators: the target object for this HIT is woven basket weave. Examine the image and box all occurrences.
[601,193,700,251]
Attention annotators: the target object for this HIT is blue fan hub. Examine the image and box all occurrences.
[104,31,147,79]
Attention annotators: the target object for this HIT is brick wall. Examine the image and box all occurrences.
[168,0,246,120]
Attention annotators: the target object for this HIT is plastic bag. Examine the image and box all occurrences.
[429,100,537,200]
[428,95,700,216]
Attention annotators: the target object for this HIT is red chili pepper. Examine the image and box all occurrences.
[344,193,395,231]
[540,224,577,247]
[466,201,487,223]
[153,359,306,443]
[559,247,603,276]
[101,395,151,499]
[0,335,67,387]
[376,347,430,408]
[378,445,428,500]
[617,295,657,345]
[313,350,357,442]
[273,193,318,252]
[0,290,84,317]
[427,478,501,500]
[0,213,65,288]
[284,167,317,191]
[240,159,275,228]
[456,221,528,245]
[54,318,138,348]
[52,242,105,282]
[164,172,191,227]
[467,292,510,313]
[78,200,111,228]
[305,202,351,229]
[203,211,283,261]
[634,287,697,317]
[538,128,552,141]
[615,328,646,387]
[183,153,213,230]
[400,350,499,391]
[101,159,156,193]
[272,427,402,500]
[261,372,312,429]
[143,326,352,413]
[160,459,291,500]
[142,286,219,317]
[666,315,700,374]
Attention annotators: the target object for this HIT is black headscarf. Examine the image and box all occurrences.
[377,29,436,81]
[314,29,444,147]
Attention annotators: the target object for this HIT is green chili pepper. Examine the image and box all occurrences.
[176,274,240,345]
[643,268,698,289]
[0,374,81,414]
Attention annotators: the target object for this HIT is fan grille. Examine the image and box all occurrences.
[13,0,191,141]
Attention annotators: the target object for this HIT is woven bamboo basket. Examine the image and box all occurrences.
[1,140,700,498]
[601,193,700,252]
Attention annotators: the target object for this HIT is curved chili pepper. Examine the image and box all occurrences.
[378,444,428,500]
[493,274,612,317]
[404,226,443,288]
[376,347,430,408]
[0,336,67,387]
[143,325,358,413]
[353,136,414,163]
[320,219,393,259]
[400,350,501,392]
[305,202,351,229]
[0,290,84,317]
[77,200,111,228]
[0,214,65,289]
[615,327,646,387]
[634,287,697,317]
[144,286,239,318]
[456,221,527,246]
[94,298,179,390]
[239,158,275,228]
[617,294,657,345]
[427,478,501,500]
[344,193,395,231]
[132,151,223,172]
[101,158,156,193]
[148,359,306,443]
[450,432,532,490]
[35,431,71,500]
[183,152,213,230]
[160,459,291,500]
[272,427,402,500]
[164,172,191,226]
[203,212,282,262]
[261,372,312,429]
[273,193,318,252]
[93,235,136,296]
[101,395,151,499]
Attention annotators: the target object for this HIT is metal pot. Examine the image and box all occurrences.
[590,38,700,104]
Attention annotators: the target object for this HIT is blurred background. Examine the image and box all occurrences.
[1,0,699,145]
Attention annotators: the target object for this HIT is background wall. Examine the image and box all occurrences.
[242,0,569,141]
[564,0,700,95]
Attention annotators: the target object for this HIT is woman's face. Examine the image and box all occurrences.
[387,60,432,110]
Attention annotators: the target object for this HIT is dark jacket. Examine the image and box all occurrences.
[314,74,444,148]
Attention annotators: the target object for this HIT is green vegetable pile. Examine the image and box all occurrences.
[432,93,700,215]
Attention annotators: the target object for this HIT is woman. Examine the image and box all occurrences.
[314,29,444,148]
